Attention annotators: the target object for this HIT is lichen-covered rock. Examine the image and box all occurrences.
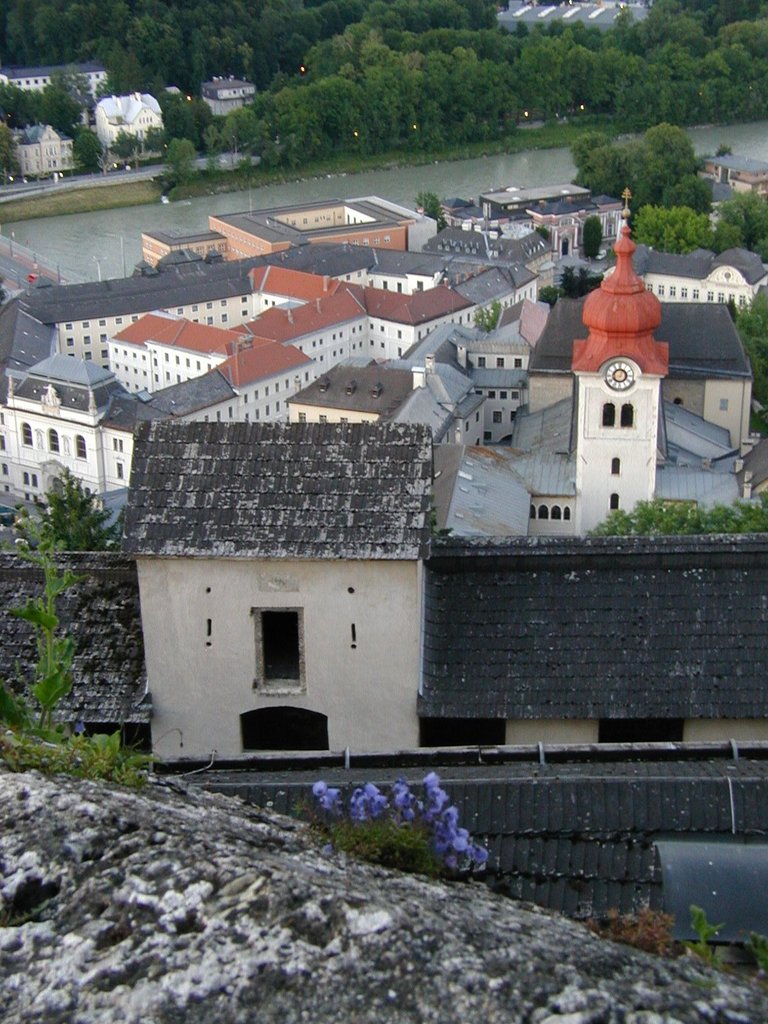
[1,767,767,1024]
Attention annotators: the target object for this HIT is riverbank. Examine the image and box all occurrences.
[0,179,163,224]
[1,118,617,224]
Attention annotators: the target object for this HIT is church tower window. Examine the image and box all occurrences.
[611,457,621,475]
[602,402,616,427]
[620,403,634,427]
[610,493,620,510]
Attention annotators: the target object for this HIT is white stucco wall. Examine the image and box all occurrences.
[683,719,768,742]
[505,719,598,744]
[137,557,422,758]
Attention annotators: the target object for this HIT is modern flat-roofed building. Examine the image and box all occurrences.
[209,197,434,258]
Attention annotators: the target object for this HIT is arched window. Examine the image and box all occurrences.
[602,403,616,427]
[240,707,329,751]
[529,504,536,519]
[563,507,571,521]
[75,435,87,459]
[621,403,634,428]
[611,457,621,475]
[48,429,59,454]
[538,504,549,520]
[21,422,33,446]
[610,493,620,510]
[551,505,562,520]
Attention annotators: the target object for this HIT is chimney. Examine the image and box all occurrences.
[287,308,294,323]
[743,469,753,500]
[456,345,467,368]
[425,353,435,374]
[323,275,330,292]
[316,298,321,313]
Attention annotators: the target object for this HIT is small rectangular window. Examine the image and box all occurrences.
[253,608,305,691]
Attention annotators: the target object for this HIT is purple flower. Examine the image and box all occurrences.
[312,780,342,815]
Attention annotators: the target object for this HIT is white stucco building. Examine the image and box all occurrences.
[95,93,163,150]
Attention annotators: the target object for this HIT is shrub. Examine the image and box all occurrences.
[312,773,488,876]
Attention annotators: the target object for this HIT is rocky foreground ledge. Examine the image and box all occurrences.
[1,768,767,1024]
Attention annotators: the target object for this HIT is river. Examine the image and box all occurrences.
[4,120,768,284]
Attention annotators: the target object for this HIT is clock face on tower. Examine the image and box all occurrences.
[604,360,636,391]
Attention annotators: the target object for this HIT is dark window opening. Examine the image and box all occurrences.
[420,717,505,748]
[551,505,562,520]
[563,507,571,521]
[611,457,621,475]
[538,504,549,520]
[241,706,329,751]
[261,610,300,681]
[602,403,616,427]
[621,403,634,427]
[599,718,684,743]
[610,492,620,510]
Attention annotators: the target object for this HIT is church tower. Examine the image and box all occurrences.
[571,214,669,533]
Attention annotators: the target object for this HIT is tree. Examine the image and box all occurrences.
[716,192,768,255]
[474,300,502,332]
[110,129,141,168]
[591,494,768,535]
[0,123,18,183]
[538,285,560,307]
[560,265,602,299]
[633,205,713,254]
[582,215,603,259]
[14,470,122,551]
[73,128,102,173]
[144,125,166,154]
[416,191,447,231]
[36,84,83,138]
[166,137,197,185]
[737,292,768,406]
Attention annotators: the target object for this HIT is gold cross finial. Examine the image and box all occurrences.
[621,186,632,219]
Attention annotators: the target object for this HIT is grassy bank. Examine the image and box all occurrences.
[2,118,617,222]
[0,179,163,224]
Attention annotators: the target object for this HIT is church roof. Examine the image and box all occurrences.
[531,300,751,380]
[572,226,668,376]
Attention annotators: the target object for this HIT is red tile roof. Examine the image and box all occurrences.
[362,284,472,325]
[249,265,341,301]
[113,313,246,356]
[245,286,366,344]
[217,340,312,387]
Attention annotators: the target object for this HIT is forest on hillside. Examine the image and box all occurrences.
[3,0,768,166]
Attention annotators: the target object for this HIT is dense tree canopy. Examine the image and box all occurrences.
[633,205,714,253]
[3,0,768,175]
[592,495,768,536]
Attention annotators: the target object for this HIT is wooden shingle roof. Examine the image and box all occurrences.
[421,534,768,721]
[123,421,433,560]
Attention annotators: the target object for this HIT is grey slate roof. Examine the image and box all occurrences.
[19,256,264,325]
[291,364,414,417]
[124,421,433,560]
[633,245,767,286]
[421,534,768,721]
[204,753,768,921]
[434,445,532,536]
[148,369,236,417]
[530,298,751,380]
[0,552,148,725]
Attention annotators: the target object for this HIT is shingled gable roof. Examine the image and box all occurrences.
[124,421,433,560]
[0,552,148,726]
[421,534,768,721]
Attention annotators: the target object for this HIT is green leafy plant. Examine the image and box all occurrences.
[0,532,151,786]
[746,932,768,975]
[686,904,723,964]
